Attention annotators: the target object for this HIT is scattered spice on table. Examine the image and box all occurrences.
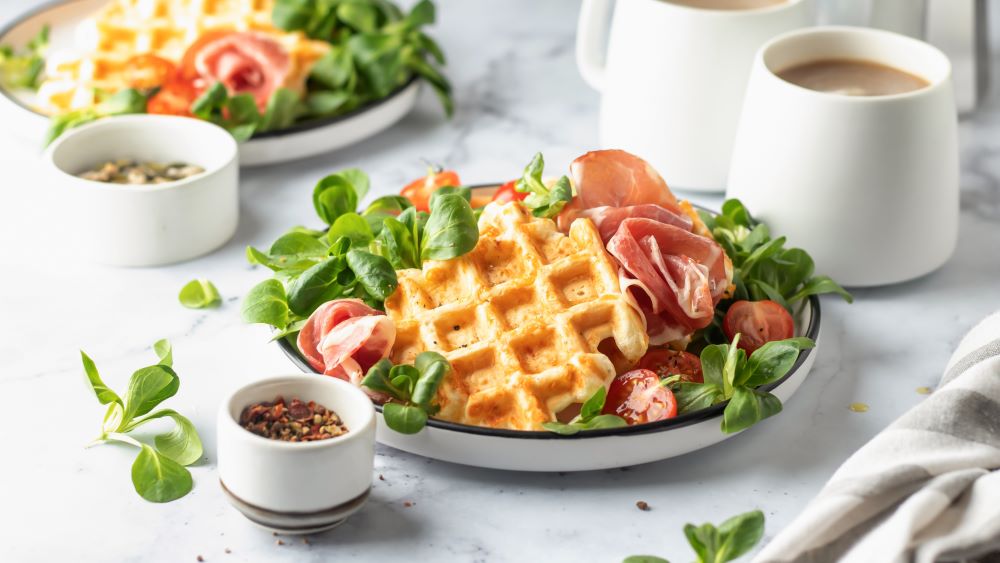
[79,159,205,185]
[849,402,870,413]
[379,474,385,481]
[636,501,650,511]
[196,556,204,562]
[224,548,231,554]
[403,501,414,507]
[276,539,285,546]
[240,396,348,442]
[302,538,311,545]
[916,386,932,395]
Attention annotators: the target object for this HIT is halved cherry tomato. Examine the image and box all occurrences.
[491,179,528,204]
[601,369,678,425]
[178,29,235,81]
[638,348,703,383]
[123,54,176,89]
[147,78,199,117]
[400,169,461,212]
[722,300,794,354]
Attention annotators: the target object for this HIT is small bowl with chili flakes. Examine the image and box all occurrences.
[44,114,238,267]
[217,374,375,534]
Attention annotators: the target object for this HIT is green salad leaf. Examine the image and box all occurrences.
[243,165,478,344]
[515,153,574,219]
[178,279,221,309]
[0,25,48,90]
[273,0,453,118]
[669,334,814,434]
[45,88,148,146]
[362,352,450,434]
[698,199,852,344]
[82,341,202,503]
[542,387,627,435]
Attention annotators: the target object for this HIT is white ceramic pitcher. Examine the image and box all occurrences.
[576,0,815,192]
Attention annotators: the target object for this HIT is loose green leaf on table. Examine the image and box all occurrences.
[624,509,765,563]
[178,279,221,309]
[81,341,201,503]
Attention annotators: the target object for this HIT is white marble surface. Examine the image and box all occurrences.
[2,1,1000,562]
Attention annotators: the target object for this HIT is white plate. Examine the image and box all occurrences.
[275,194,823,471]
[0,0,422,167]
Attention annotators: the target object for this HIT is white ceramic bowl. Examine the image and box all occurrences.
[217,375,376,534]
[44,114,239,267]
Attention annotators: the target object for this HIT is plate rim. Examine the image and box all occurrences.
[275,188,822,440]
[0,0,421,140]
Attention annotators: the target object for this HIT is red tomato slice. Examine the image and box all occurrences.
[178,29,236,81]
[722,300,794,354]
[601,369,678,425]
[400,170,461,212]
[638,348,703,383]
[147,79,199,117]
[123,54,177,89]
[491,179,528,204]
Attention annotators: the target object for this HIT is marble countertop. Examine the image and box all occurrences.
[3,1,1000,562]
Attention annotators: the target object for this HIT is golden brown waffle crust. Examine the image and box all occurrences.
[384,202,649,431]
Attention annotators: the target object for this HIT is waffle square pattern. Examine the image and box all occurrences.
[384,202,649,430]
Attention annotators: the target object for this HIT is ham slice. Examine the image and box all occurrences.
[608,218,729,345]
[577,204,693,243]
[193,32,290,111]
[297,299,395,385]
[559,149,683,231]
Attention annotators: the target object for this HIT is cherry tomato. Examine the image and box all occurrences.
[123,54,177,89]
[147,78,199,117]
[400,170,461,212]
[178,30,235,81]
[722,300,794,354]
[601,369,678,425]
[638,348,703,383]
[491,179,528,204]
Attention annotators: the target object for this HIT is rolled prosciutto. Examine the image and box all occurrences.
[297,299,395,384]
[192,32,291,111]
[607,218,729,345]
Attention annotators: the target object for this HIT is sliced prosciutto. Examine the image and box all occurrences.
[297,299,395,384]
[608,218,729,345]
[559,149,684,232]
[190,32,291,111]
[577,204,693,243]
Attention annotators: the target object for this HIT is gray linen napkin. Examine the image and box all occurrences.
[754,311,1000,563]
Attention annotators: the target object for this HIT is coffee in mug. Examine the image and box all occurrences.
[776,58,930,96]
[664,0,787,10]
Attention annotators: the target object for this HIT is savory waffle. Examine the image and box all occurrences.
[384,202,649,430]
[37,0,329,113]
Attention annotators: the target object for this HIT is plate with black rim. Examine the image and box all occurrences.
[0,0,423,166]
[276,185,822,471]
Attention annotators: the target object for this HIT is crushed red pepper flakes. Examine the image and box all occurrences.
[196,556,204,562]
[240,396,348,442]
[276,539,285,546]
[403,501,414,507]
[636,501,650,511]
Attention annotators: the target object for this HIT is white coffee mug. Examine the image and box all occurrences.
[576,0,815,192]
[726,26,958,287]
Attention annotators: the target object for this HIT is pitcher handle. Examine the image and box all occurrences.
[576,0,613,92]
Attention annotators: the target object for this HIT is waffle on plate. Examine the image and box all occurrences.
[384,202,649,430]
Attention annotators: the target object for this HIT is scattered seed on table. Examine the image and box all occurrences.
[916,386,932,395]
[636,501,650,511]
[403,501,414,507]
[849,402,869,413]
[276,539,285,546]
